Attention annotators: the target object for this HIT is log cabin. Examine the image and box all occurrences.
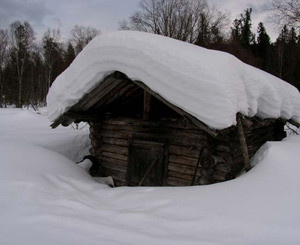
[47,31,300,187]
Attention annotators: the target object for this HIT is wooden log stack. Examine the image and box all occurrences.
[88,115,286,187]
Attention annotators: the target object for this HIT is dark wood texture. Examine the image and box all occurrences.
[143,91,152,120]
[237,113,251,171]
[89,116,209,186]
[88,114,285,186]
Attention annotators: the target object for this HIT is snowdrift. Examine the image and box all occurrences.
[47,31,300,129]
[1,110,300,244]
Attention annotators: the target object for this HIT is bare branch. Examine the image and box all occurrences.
[270,0,300,29]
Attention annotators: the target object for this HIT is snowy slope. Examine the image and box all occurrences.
[1,108,300,245]
[0,108,90,161]
[47,31,300,129]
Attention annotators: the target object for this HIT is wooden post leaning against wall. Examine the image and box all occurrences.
[236,113,251,171]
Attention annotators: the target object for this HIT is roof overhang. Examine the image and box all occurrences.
[51,71,218,137]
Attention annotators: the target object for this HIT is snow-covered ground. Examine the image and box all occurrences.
[0,108,90,161]
[1,108,300,245]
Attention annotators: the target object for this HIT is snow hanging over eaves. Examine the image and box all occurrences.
[46,31,300,129]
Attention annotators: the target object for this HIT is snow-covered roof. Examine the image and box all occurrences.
[47,31,300,130]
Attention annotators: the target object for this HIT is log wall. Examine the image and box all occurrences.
[89,116,286,187]
[89,117,210,186]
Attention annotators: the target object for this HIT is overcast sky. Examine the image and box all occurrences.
[0,0,278,41]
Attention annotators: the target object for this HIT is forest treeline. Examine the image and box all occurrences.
[0,0,299,108]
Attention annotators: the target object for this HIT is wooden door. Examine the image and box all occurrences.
[127,139,164,186]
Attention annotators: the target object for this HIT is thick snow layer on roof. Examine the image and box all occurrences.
[47,31,300,129]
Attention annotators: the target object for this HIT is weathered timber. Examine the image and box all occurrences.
[236,113,251,171]
[131,79,218,137]
[168,162,198,175]
[143,91,152,120]
[288,119,300,128]
[102,157,128,168]
[101,161,127,173]
[169,145,201,158]
[50,68,288,187]
[168,155,198,167]
[74,75,124,111]
[91,82,136,111]
[101,144,128,156]
[191,148,204,185]
[101,151,128,161]
[168,171,201,182]
[88,114,286,186]
[102,117,200,130]
[167,177,191,186]
[102,137,128,147]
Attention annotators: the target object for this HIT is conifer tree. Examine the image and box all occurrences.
[257,22,271,70]
[64,42,76,68]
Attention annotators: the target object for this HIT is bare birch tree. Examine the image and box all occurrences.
[270,0,300,29]
[0,29,9,107]
[42,28,62,91]
[120,0,229,45]
[70,25,100,54]
[9,21,35,108]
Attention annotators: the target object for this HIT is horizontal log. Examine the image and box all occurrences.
[102,137,128,147]
[102,151,128,161]
[91,128,208,148]
[169,145,201,158]
[168,170,201,182]
[114,180,127,187]
[168,162,198,175]
[101,144,128,156]
[167,177,191,186]
[168,155,198,167]
[101,124,208,140]
[102,117,200,130]
[102,156,128,168]
[102,161,127,174]
[100,131,132,139]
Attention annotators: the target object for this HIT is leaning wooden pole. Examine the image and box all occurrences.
[237,113,251,171]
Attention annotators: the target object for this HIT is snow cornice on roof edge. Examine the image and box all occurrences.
[46,31,300,130]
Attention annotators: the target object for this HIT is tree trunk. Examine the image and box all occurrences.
[17,76,22,108]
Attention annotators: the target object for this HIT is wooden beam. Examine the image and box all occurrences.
[236,113,251,171]
[191,148,204,185]
[143,91,152,120]
[74,76,124,111]
[288,119,300,128]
